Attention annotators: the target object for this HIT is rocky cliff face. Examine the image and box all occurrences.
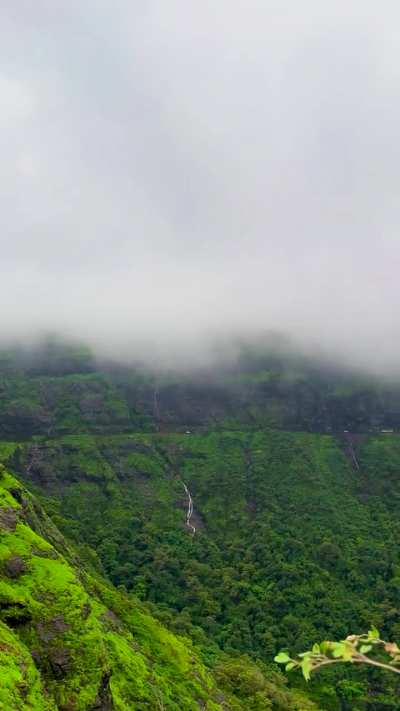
[2,341,400,439]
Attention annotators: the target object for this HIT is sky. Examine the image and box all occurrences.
[1,1,400,370]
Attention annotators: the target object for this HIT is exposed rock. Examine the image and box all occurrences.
[1,601,32,627]
[37,615,70,643]
[89,672,113,711]
[4,555,27,578]
[49,647,71,678]
[0,506,19,531]
[9,487,28,506]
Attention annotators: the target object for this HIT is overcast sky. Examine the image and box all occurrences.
[1,2,400,370]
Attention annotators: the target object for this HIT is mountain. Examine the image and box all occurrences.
[2,337,400,438]
[1,341,400,709]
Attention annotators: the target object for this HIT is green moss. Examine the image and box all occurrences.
[0,467,234,709]
[0,621,55,710]
[0,442,19,463]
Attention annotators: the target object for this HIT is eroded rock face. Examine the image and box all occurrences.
[0,506,19,531]
[1,601,32,627]
[9,487,27,505]
[89,672,114,711]
[37,615,70,643]
[49,646,71,678]
[4,555,27,578]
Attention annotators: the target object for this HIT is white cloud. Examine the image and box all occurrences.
[0,75,33,121]
[1,1,400,371]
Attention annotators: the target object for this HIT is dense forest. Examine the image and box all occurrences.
[1,341,400,709]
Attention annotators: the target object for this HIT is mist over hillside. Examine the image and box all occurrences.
[1,334,400,441]
[2,0,400,374]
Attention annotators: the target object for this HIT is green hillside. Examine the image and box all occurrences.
[0,463,318,710]
[1,345,400,708]
[2,340,400,438]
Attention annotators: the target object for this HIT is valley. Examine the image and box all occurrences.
[0,344,400,709]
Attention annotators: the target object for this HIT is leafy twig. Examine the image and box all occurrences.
[274,627,400,681]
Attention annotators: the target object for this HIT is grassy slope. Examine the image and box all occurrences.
[0,463,319,711]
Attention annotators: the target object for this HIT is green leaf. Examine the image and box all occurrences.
[274,652,291,664]
[312,643,320,654]
[360,645,372,654]
[285,661,296,671]
[332,643,346,658]
[300,657,312,681]
[368,626,379,640]
[342,644,355,661]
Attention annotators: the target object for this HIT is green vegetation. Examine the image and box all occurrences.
[3,339,400,439]
[0,463,319,709]
[2,429,399,707]
[0,620,52,711]
[275,627,400,680]
[2,343,400,708]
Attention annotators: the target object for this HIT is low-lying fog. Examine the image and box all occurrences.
[1,2,400,374]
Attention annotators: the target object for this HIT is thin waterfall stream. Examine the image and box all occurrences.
[182,481,196,535]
